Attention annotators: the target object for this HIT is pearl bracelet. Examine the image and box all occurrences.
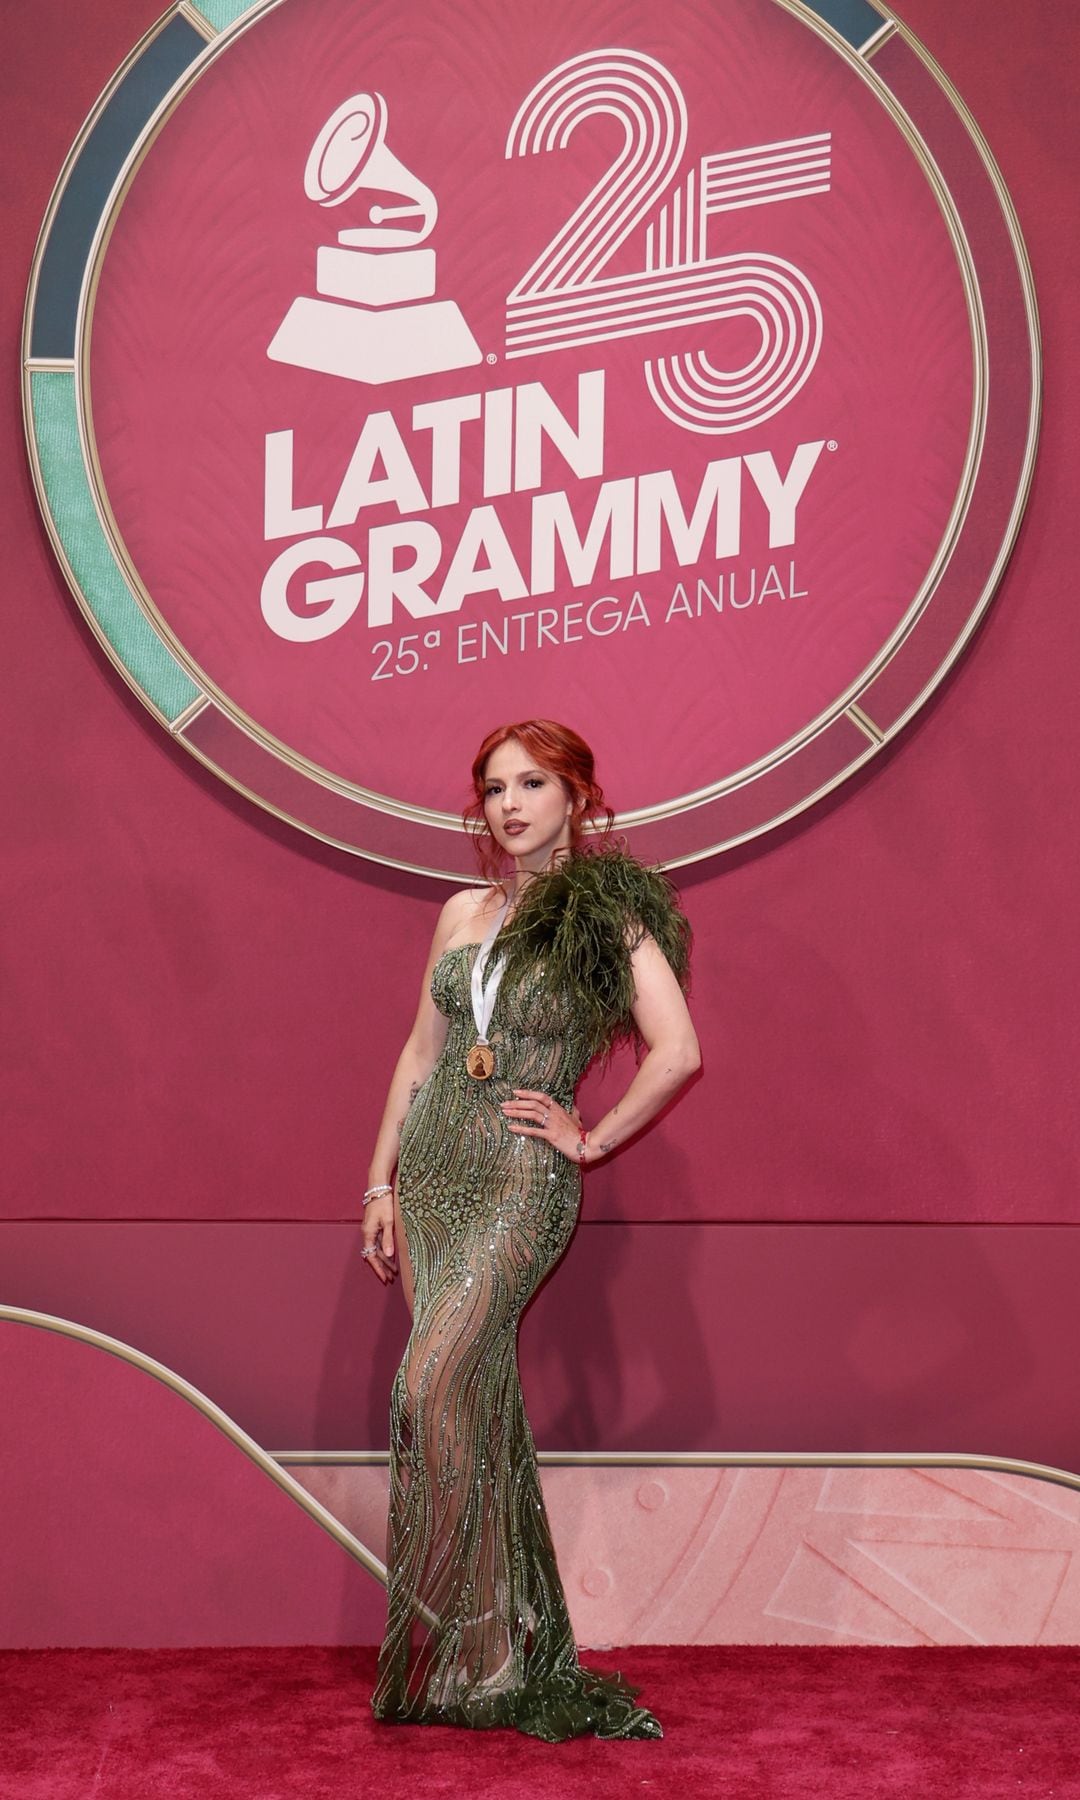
[363,1183,392,1206]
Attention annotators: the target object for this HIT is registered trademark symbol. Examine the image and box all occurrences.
[827,439,838,451]
[486,352,498,364]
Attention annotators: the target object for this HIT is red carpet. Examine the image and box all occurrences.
[2,1645,1079,1799]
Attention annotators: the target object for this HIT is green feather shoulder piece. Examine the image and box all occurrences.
[493,843,692,1059]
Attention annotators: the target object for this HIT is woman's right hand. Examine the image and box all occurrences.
[361,1196,397,1286]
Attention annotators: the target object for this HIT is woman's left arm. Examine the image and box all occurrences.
[502,932,700,1161]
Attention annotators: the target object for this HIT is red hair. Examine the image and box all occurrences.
[463,719,615,884]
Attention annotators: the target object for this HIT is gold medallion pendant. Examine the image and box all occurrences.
[466,1042,495,1080]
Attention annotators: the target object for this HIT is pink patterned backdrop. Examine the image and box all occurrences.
[3,0,1079,1647]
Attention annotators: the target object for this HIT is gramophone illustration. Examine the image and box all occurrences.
[268,93,482,384]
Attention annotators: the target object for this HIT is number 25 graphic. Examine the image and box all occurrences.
[505,49,830,435]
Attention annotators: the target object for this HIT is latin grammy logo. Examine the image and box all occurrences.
[268,92,482,384]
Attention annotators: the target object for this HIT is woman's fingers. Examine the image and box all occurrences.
[504,1096,566,1135]
[363,1243,389,1283]
[500,1089,582,1160]
[507,1087,554,1113]
[361,1198,397,1284]
[363,1239,392,1282]
[503,1089,559,1121]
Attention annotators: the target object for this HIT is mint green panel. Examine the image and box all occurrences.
[197,0,267,28]
[30,371,200,721]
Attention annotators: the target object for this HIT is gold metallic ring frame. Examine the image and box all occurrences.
[5,1304,1079,1609]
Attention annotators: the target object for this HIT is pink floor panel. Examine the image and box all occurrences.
[293,1462,1080,1648]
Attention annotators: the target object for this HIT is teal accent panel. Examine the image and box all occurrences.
[30,372,200,722]
[803,0,886,49]
[197,0,267,27]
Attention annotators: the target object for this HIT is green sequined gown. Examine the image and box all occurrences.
[370,854,683,1742]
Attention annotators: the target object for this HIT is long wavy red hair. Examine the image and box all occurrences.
[463,719,616,884]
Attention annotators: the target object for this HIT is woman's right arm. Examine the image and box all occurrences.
[361,888,479,1281]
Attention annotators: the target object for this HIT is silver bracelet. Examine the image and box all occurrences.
[363,1183,392,1206]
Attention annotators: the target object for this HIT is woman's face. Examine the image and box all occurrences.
[482,740,575,870]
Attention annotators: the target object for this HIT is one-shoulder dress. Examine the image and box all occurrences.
[370,849,690,1742]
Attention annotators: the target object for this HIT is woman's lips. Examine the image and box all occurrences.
[503,822,528,835]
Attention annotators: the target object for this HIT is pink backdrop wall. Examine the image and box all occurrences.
[3,0,1079,1537]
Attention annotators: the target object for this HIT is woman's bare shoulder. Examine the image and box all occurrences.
[437,882,506,932]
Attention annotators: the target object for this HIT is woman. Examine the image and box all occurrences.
[362,719,699,1742]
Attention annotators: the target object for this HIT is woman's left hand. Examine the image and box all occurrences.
[502,1088,582,1161]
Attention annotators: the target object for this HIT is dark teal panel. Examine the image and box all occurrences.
[802,0,886,49]
[29,15,204,361]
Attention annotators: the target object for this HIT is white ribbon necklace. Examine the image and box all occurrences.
[465,895,512,1080]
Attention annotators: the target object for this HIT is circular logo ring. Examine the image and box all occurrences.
[23,0,1040,879]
